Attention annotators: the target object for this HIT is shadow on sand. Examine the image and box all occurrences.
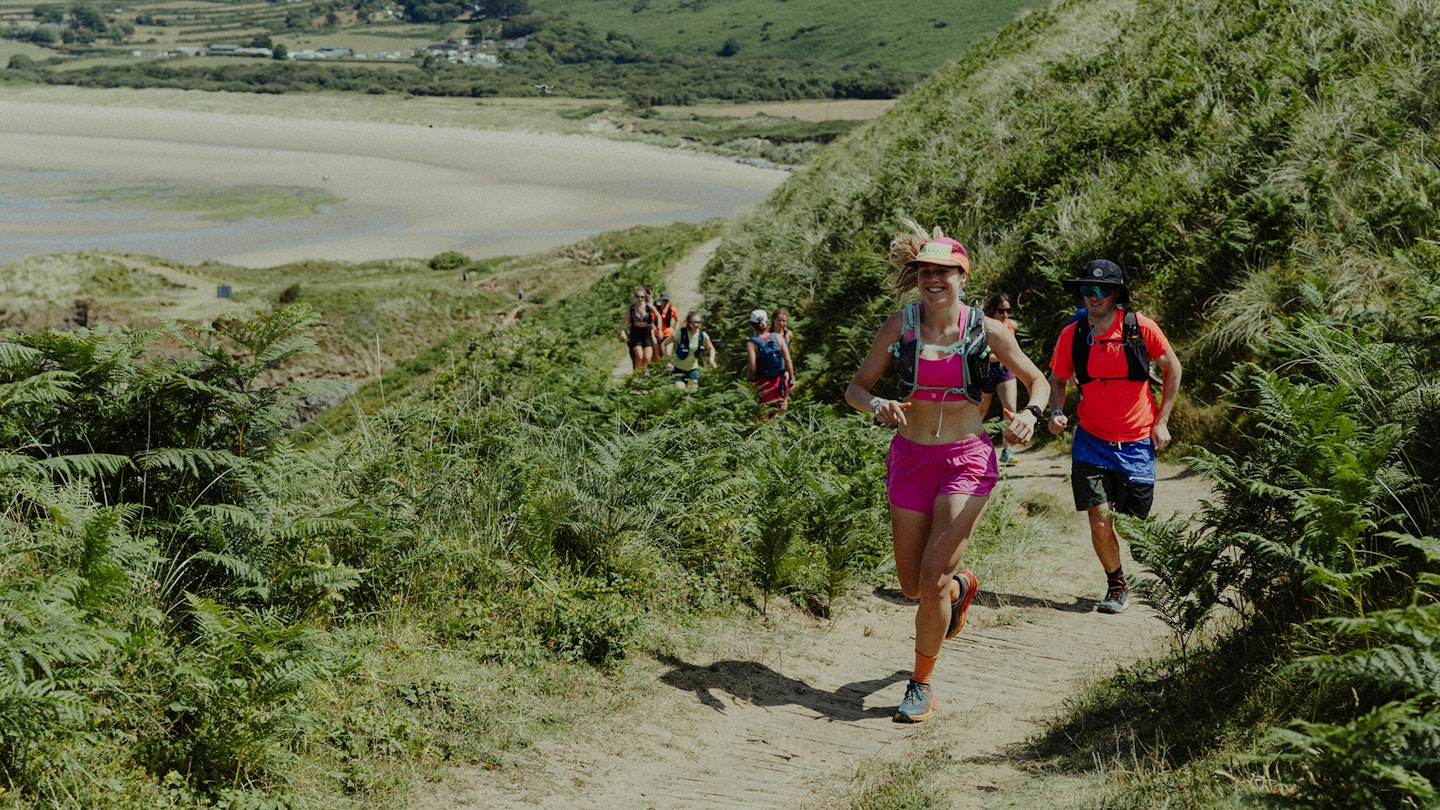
[655,653,908,722]
[872,585,1098,614]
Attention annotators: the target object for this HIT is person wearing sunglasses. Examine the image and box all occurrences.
[663,311,716,390]
[1046,259,1182,616]
[982,292,1020,465]
[845,223,1051,724]
[621,285,662,372]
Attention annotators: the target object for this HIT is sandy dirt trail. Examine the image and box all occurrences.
[415,250,1209,810]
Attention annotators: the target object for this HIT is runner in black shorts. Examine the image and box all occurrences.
[621,285,660,371]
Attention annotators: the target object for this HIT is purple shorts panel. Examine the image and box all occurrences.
[885,433,999,514]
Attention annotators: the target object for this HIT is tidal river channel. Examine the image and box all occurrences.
[0,98,786,268]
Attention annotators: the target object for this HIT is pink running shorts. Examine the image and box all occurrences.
[886,433,999,514]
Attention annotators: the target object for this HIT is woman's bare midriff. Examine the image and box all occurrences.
[896,396,992,445]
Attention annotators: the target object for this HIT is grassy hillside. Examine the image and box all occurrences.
[526,0,1048,73]
[0,0,1042,104]
[708,0,1440,399]
[5,0,1440,806]
[703,0,1440,804]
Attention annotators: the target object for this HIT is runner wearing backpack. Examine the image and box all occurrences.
[1046,259,1182,616]
[746,309,794,417]
[845,224,1051,724]
[621,285,662,371]
[654,291,679,358]
[664,310,716,390]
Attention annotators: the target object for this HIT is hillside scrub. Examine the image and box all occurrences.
[0,222,918,807]
[6,0,1440,804]
[0,0,1046,102]
[709,0,1440,398]
[704,0,1440,803]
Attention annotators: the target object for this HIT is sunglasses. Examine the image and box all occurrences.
[688,321,702,326]
[996,308,1012,314]
[634,294,644,298]
[1078,285,1114,299]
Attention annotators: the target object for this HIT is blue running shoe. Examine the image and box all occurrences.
[894,679,935,723]
[1097,581,1129,614]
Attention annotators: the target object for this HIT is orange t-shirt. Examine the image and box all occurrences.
[1049,310,1170,443]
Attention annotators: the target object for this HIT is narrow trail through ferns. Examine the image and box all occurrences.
[410,445,1211,809]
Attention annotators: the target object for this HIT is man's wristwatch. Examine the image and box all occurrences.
[1023,404,1044,422]
[1050,408,1065,419]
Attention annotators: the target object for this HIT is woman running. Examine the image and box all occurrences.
[845,223,1050,723]
[621,285,661,371]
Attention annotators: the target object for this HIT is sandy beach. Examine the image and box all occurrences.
[0,94,787,267]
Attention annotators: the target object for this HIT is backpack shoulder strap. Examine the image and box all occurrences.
[961,303,991,403]
[1070,318,1092,385]
[1122,309,1151,382]
[889,303,921,357]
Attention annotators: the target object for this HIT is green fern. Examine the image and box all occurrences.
[1260,698,1440,809]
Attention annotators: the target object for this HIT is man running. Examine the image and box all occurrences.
[1046,260,1182,614]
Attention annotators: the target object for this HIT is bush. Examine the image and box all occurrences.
[427,251,470,273]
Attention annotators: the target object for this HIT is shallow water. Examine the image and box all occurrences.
[0,101,784,268]
[0,166,769,267]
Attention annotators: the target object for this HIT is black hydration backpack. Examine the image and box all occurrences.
[1071,309,1150,385]
[675,329,708,360]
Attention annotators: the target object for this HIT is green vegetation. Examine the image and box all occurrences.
[5,0,1440,805]
[80,185,341,222]
[706,0,1440,804]
[523,0,1048,75]
[0,222,912,807]
[0,0,1044,104]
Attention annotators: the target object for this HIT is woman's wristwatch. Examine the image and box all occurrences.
[1023,404,1044,422]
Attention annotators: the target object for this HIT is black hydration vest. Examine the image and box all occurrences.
[888,302,992,404]
[1071,309,1150,385]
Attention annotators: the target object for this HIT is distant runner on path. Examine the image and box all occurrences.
[746,309,795,418]
[622,285,662,372]
[845,223,1050,724]
[1046,259,1182,615]
[983,292,1020,466]
[654,291,679,358]
[664,311,716,390]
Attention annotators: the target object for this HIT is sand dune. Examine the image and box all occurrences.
[0,96,786,267]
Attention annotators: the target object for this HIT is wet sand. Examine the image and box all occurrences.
[0,97,786,267]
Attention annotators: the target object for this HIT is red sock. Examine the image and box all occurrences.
[912,650,938,685]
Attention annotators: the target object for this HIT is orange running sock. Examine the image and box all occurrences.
[912,650,938,685]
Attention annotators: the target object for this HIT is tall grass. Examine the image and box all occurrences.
[0,219,906,806]
[697,0,1440,804]
[708,0,1440,400]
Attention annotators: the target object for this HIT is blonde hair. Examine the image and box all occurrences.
[888,219,964,296]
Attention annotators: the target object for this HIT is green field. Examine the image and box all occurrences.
[0,0,1044,103]
[527,0,1049,72]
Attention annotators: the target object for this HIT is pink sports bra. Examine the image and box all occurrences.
[910,353,969,402]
